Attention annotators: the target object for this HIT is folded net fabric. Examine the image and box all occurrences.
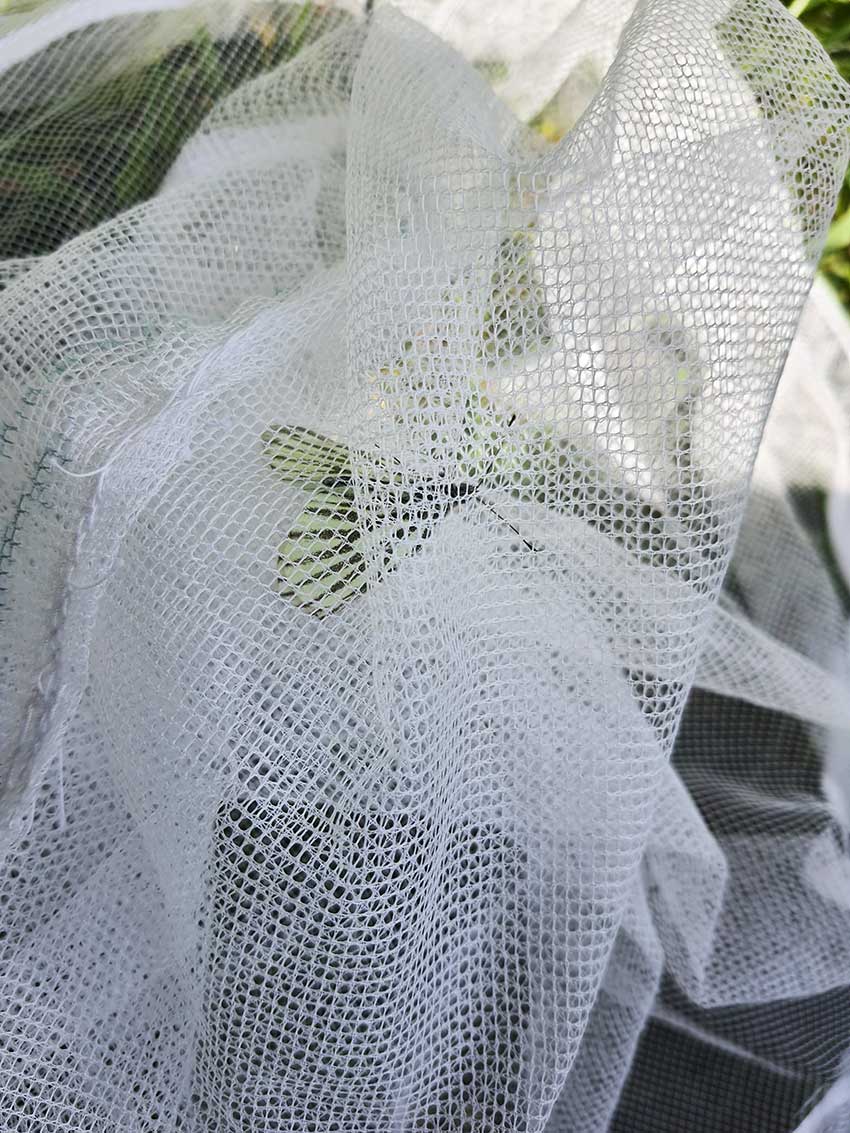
[0,1,848,1130]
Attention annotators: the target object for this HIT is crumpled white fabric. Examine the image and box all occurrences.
[0,2,849,1131]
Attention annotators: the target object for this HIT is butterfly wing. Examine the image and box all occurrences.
[266,424,430,618]
[262,426,367,617]
[263,412,528,618]
[274,483,369,617]
[262,425,352,488]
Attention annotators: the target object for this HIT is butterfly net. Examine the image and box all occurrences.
[1,0,850,1129]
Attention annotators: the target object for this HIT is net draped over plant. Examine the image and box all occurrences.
[0,1,849,1131]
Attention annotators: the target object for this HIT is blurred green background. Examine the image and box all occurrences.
[786,0,850,309]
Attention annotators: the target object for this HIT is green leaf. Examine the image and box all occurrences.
[824,207,850,254]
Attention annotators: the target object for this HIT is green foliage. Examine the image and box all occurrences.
[0,3,345,260]
[785,0,850,310]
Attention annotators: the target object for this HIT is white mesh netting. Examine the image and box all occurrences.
[1,1,850,1129]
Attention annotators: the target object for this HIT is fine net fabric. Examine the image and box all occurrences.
[0,1,849,1130]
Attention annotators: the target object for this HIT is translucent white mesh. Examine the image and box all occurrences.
[0,1,849,1130]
